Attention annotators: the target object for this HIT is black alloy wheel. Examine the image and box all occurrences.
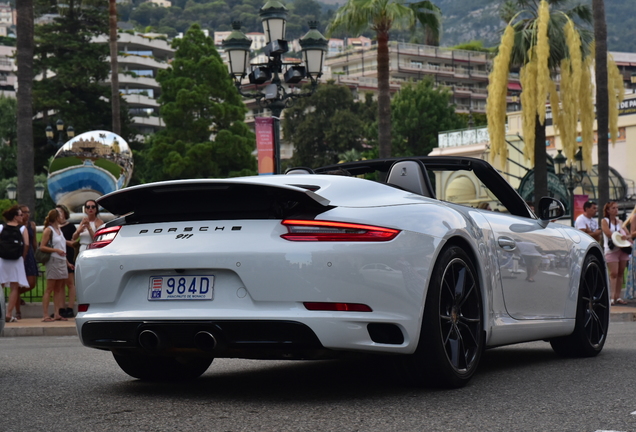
[550,255,609,357]
[404,245,484,388]
[438,256,483,374]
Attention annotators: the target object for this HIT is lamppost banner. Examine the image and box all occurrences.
[573,194,589,222]
[255,117,275,175]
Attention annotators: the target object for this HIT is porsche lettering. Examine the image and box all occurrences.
[138,226,242,234]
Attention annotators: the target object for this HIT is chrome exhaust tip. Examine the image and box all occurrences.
[194,331,217,352]
[138,329,161,351]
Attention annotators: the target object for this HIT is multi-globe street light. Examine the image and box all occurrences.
[45,118,75,148]
[222,0,328,173]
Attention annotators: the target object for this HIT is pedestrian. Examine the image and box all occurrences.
[40,209,68,322]
[73,199,104,253]
[574,200,602,242]
[623,205,636,299]
[601,201,630,305]
[1,205,29,322]
[56,204,76,318]
[14,204,38,319]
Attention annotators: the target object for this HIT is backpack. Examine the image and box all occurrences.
[0,223,25,260]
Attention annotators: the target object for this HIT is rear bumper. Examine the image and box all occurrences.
[80,320,334,360]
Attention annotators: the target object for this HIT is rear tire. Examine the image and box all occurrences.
[550,254,609,357]
[113,352,213,381]
[404,245,484,388]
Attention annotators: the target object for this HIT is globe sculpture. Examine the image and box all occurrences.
[47,130,133,212]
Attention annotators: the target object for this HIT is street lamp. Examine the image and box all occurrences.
[5,183,16,200]
[34,182,46,200]
[554,146,587,226]
[46,119,75,148]
[223,2,328,173]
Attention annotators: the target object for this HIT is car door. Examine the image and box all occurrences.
[481,212,569,319]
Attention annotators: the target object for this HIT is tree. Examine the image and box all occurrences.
[283,82,369,168]
[593,0,609,219]
[16,0,35,213]
[488,0,594,211]
[109,0,121,134]
[32,0,133,173]
[0,95,18,179]
[391,77,464,157]
[328,0,441,159]
[140,24,255,181]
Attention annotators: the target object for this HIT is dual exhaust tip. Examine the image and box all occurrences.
[138,329,217,352]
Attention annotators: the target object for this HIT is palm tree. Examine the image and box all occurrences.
[328,0,441,159]
[109,0,121,135]
[16,0,35,212]
[592,0,609,219]
[494,0,593,210]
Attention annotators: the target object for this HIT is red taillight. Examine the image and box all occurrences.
[281,220,399,242]
[304,302,373,312]
[78,304,89,313]
[88,226,121,249]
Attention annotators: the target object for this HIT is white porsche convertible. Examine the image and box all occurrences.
[75,157,609,388]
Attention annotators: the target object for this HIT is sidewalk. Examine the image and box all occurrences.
[3,302,636,338]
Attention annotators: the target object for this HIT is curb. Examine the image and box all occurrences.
[609,311,636,323]
[2,326,78,338]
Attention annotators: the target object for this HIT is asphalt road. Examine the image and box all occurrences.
[1,323,636,432]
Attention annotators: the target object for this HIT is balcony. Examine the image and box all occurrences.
[114,54,169,71]
[123,93,159,108]
[117,74,158,89]
[132,115,164,128]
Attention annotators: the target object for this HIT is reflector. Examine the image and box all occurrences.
[304,302,373,312]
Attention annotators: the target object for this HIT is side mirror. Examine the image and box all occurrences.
[537,197,565,228]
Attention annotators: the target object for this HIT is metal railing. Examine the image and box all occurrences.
[3,268,50,303]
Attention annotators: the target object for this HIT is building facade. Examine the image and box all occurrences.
[431,94,636,218]
[324,41,522,115]
[94,31,175,136]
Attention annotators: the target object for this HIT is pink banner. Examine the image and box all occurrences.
[573,194,589,221]
[255,117,275,175]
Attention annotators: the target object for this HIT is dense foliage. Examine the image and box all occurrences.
[282,81,376,168]
[135,24,256,182]
[118,0,336,40]
[31,0,133,174]
[391,78,464,157]
[0,95,17,179]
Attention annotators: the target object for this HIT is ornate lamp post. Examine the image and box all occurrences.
[554,145,587,226]
[5,183,17,200]
[223,1,327,173]
[45,119,75,148]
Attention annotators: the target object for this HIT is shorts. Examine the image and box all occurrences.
[605,248,630,263]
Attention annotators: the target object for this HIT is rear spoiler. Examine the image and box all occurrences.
[97,180,333,224]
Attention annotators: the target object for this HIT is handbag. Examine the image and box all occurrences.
[35,238,53,264]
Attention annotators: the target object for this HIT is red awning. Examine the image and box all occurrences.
[508,82,522,91]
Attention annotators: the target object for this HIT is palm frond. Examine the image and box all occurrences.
[409,0,441,39]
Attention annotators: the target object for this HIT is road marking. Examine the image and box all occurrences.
[541,271,564,276]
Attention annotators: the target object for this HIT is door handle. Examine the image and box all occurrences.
[498,236,516,251]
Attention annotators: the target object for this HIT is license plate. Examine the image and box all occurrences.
[148,275,214,300]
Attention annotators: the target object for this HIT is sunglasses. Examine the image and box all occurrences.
[86,205,97,209]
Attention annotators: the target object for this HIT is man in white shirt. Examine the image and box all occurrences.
[574,201,601,242]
